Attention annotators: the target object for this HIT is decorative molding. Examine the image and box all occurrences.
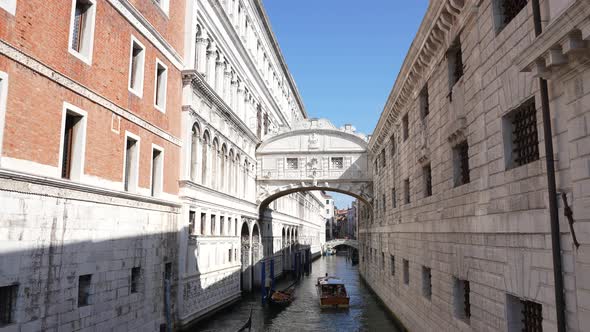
[447,116,467,146]
[0,39,182,146]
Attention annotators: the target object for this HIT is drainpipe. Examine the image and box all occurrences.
[531,1,566,331]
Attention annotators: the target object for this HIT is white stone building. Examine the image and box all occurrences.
[361,0,590,331]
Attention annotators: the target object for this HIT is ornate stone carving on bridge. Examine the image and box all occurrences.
[256,119,372,207]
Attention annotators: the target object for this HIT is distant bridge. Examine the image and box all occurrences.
[324,239,358,250]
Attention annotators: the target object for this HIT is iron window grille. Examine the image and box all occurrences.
[455,141,470,186]
[0,284,18,326]
[286,158,298,170]
[463,280,471,320]
[511,99,539,167]
[424,164,432,197]
[522,300,542,332]
[331,157,344,169]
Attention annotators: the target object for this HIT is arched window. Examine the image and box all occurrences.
[202,131,210,186]
[190,123,200,182]
[234,153,240,196]
[229,149,235,195]
[212,138,219,189]
[221,143,227,192]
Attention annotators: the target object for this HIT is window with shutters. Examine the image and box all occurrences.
[154,60,168,112]
[150,145,164,197]
[60,104,87,181]
[503,98,539,169]
[506,294,543,332]
[123,133,140,192]
[78,274,92,307]
[128,37,145,97]
[68,0,96,64]
[453,141,470,187]
[493,0,528,33]
[0,284,17,327]
[453,278,471,323]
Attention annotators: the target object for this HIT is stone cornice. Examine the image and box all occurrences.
[184,70,259,144]
[369,0,468,154]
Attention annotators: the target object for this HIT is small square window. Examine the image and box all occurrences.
[503,98,539,169]
[402,114,409,141]
[286,158,298,170]
[453,278,471,322]
[131,267,141,294]
[331,157,344,169]
[0,284,18,326]
[453,141,470,187]
[422,266,432,300]
[403,259,409,285]
[78,274,92,307]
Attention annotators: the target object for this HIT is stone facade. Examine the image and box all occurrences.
[361,0,590,331]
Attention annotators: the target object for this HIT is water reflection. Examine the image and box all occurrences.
[190,255,402,332]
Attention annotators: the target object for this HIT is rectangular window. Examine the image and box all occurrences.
[506,294,542,332]
[326,209,329,214]
[404,178,410,204]
[228,249,232,262]
[150,146,164,197]
[154,60,168,112]
[453,141,470,187]
[381,252,385,270]
[189,211,196,235]
[286,158,298,170]
[403,259,409,285]
[60,104,87,181]
[493,0,528,33]
[503,98,539,169]
[0,284,18,326]
[390,135,396,155]
[419,85,429,120]
[164,263,172,282]
[68,0,96,64]
[78,274,92,307]
[392,188,397,208]
[211,214,216,235]
[382,194,386,212]
[326,200,329,204]
[453,278,471,322]
[390,255,395,276]
[422,266,432,300]
[200,213,206,235]
[380,150,386,168]
[423,164,432,197]
[131,267,141,294]
[128,37,145,97]
[331,157,344,169]
[447,38,464,96]
[402,114,409,141]
[123,133,139,192]
[220,216,225,236]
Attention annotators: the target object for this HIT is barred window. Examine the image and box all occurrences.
[453,278,471,323]
[506,294,542,332]
[453,141,470,187]
[331,157,344,169]
[0,284,18,326]
[504,98,539,169]
[286,158,298,170]
[423,164,432,197]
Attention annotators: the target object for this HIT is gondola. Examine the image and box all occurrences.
[236,308,252,332]
[267,281,296,307]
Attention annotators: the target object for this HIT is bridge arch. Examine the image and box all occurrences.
[256,118,374,209]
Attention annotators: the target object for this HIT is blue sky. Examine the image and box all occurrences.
[262,0,429,208]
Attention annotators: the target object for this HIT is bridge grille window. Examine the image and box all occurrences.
[0,284,18,326]
[454,141,470,187]
[286,158,298,170]
[331,157,344,169]
[504,98,539,169]
[507,294,542,332]
[454,278,471,322]
[423,164,432,197]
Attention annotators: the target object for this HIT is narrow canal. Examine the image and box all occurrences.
[190,255,403,332]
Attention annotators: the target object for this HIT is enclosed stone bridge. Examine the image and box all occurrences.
[325,239,358,250]
[256,119,373,208]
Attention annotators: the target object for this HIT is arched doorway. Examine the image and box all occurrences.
[240,221,250,291]
[251,223,261,287]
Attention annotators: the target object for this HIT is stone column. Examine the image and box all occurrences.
[231,76,239,111]
[215,55,225,94]
[206,42,217,87]
[224,65,232,103]
[195,32,208,75]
